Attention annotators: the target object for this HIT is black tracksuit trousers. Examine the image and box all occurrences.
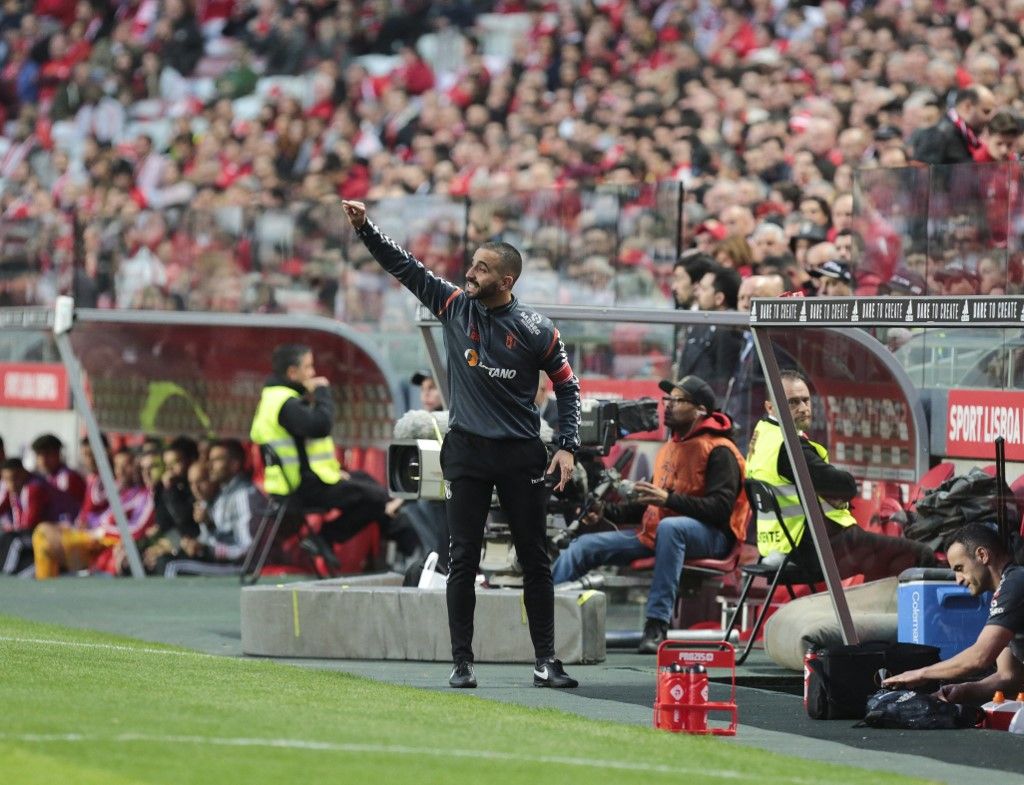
[296,470,390,542]
[440,427,554,663]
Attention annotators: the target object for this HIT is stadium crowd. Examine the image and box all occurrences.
[0,0,1021,318]
[1,431,251,577]
[0,428,407,578]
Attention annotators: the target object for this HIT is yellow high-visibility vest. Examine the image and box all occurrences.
[746,419,856,556]
[249,385,341,495]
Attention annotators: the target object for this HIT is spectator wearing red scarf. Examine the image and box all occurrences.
[912,86,997,165]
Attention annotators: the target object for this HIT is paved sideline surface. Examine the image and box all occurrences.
[2,576,1021,785]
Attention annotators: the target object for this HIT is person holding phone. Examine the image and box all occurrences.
[551,375,749,653]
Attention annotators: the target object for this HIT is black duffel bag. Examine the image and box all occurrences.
[805,641,941,720]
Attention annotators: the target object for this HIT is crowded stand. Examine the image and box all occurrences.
[0,428,397,579]
[0,0,1021,318]
[2,0,1024,588]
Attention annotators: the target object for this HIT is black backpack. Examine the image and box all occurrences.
[805,641,940,720]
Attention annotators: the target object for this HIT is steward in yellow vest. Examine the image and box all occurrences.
[250,344,391,543]
[746,416,857,558]
[250,383,341,496]
[746,370,935,579]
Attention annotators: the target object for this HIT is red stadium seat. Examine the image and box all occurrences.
[905,462,955,510]
[248,441,265,489]
[343,446,365,473]
[361,448,388,486]
[1010,475,1024,529]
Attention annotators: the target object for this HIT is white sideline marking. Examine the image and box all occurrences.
[0,638,827,785]
[0,636,217,659]
[0,732,820,783]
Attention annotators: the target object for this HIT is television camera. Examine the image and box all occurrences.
[387,398,660,586]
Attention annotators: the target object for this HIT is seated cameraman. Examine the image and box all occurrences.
[551,375,749,653]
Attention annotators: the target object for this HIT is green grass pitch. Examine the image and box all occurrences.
[0,613,932,785]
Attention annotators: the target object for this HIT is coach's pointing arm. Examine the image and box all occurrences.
[343,200,461,318]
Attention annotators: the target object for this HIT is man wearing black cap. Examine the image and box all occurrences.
[410,371,444,412]
[809,259,855,296]
[790,221,828,282]
[551,375,749,653]
[879,267,926,297]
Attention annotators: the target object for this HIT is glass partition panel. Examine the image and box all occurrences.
[854,165,929,290]
[1005,162,1024,295]
[890,327,998,391]
[926,162,1006,293]
[337,195,467,377]
[465,183,681,308]
[0,328,58,363]
[70,314,397,446]
[853,162,1020,298]
[759,327,925,483]
[0,212,75,307]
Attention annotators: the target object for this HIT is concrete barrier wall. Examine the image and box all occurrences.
[241,575,606,664]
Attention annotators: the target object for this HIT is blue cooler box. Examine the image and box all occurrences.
[897,568,991,660]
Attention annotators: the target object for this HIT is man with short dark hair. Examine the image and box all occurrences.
[757,254,798,292]
[671,254,714,379]
[552,376,748,653]
[674,263,743,400]
[671,254,713,311]
[1,458,56,574]
[161,439,266,575]
[747,370,936,578]
[31,433,85,524]
[833,229,865,268]
[250,343,396,547]
[883,523,1024,705]
[912,86,998,164]
[156,438,200,538]
[344,198,582,690]
[975,111,1022,163]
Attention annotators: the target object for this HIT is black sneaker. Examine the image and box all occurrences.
[449,661,477,688]
[533,657,578,688]
[637,618,668,654]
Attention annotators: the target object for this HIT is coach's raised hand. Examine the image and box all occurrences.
[342,200,367,229]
